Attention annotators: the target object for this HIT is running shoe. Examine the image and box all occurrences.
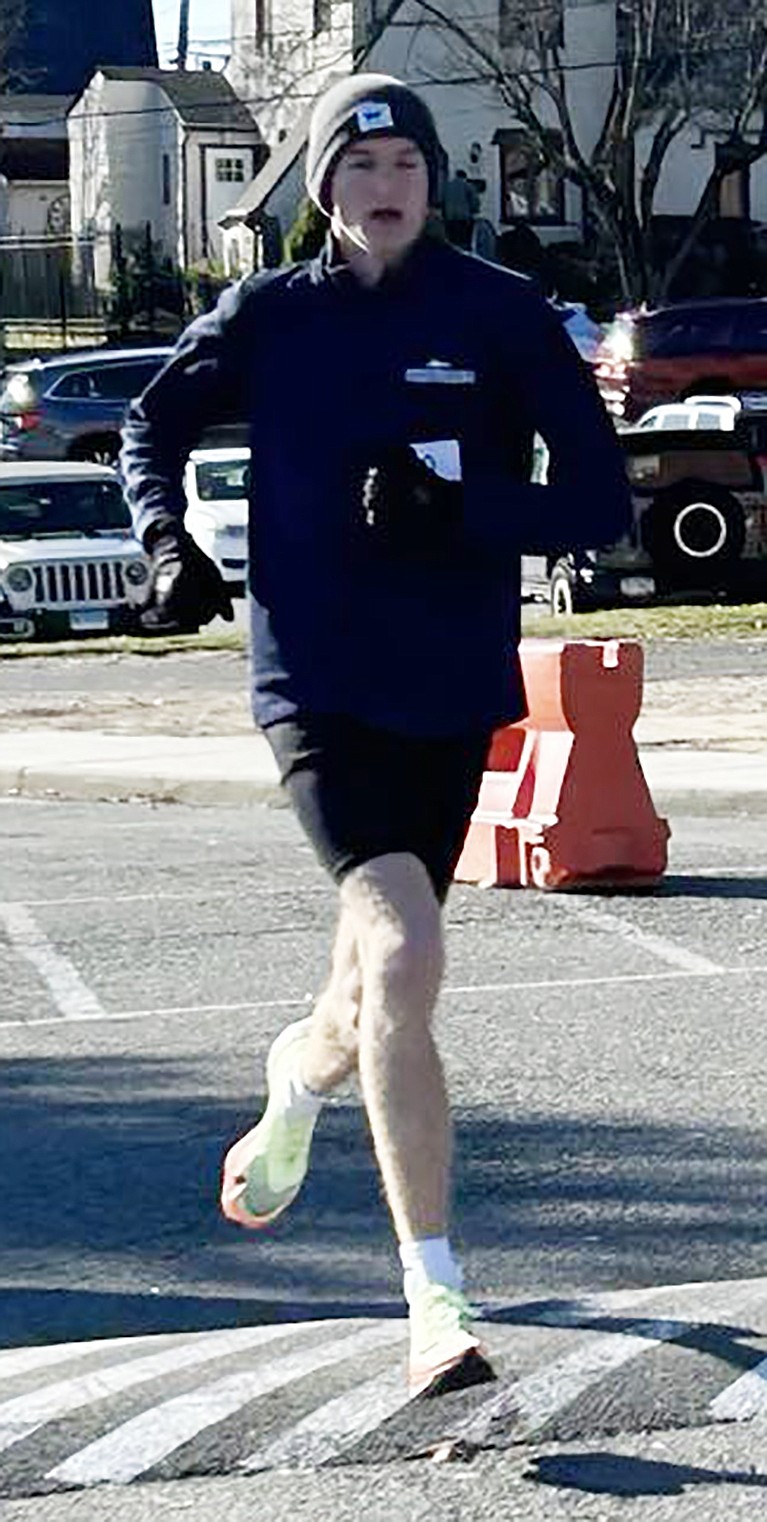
[408,1284,497,1397]
[220,1017,319,1229]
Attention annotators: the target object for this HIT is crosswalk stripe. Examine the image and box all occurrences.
[0,1322,312,1456]
[48,1321,398,1486]
[0,1338,142,1381]
[709,1358,767,1421]
[241,1362,409,1472]
[456,1318,691,1445]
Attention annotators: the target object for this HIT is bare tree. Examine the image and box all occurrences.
[410,0,767,302]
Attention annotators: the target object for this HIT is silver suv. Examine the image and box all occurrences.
[0,347,172,465]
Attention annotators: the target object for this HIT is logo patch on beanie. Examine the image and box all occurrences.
[356,100,395,133]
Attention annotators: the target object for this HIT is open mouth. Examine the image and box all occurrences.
[370,208,403,223]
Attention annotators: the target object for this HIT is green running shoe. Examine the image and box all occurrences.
[220,1017,320,1229]
[408,1284,497,1397]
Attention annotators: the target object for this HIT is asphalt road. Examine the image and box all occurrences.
[0,793,766,1511]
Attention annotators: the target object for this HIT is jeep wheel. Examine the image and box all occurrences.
[644,484,745,588]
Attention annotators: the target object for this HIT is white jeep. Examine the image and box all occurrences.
[0,461,150,641]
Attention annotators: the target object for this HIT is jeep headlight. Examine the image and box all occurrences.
[6,565,33,593]
[125,559,149,586]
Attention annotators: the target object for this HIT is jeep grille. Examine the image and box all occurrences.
[31,560,127,606]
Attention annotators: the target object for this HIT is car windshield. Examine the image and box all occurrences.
[0,480,132,538]
[194,460,249,501]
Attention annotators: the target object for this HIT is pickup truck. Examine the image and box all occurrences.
[540,402,767,614]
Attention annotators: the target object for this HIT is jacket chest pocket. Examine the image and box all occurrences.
[401,365,482,445]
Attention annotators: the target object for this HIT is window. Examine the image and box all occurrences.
[162,153,171,207]
[215,157,246,183]
[0,481,130,538]
[716,145,750,220]
[51,360,165,402]
[496,131,565,224]
[313,0,331,30]
[499,0,564,52]
[195,460,250,502]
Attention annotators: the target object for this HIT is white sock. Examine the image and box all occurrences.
[283,1066,324,1120]
[399,1237,463,1305]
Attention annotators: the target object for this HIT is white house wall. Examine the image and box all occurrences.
[227,0,353,146]
[69,74,180,287]
[750,154,767,222]
[4,181,67,236]
[186,132,263,264]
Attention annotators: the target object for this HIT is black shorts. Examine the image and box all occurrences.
[265,714,491,902]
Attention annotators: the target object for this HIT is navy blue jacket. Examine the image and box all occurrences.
[120,235,632,737]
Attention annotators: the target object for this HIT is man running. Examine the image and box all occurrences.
[120,73,632,1399]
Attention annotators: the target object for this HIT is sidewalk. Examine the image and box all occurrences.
[1,726,766,814]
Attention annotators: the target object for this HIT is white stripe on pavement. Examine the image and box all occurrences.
[709,1359,767,1421]
[553,900,723,977]
[49,1321,398,1487]
[0,1323,312,1456]
[457,1318,691,1445]
[241,1362,409,1473]
[0,1338,142,1382]
[4,965,767,1031]
[0,902,106,1020]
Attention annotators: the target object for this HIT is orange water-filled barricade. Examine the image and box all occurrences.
[454,639,670,890]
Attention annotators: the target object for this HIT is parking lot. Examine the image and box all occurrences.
[2,791,766,1343]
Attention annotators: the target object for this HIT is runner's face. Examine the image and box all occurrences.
[329,137,430,261]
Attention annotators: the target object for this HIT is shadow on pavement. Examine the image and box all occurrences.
[655,874,767,900]
[526,1450,767,1497]
[4,1052,767,1345]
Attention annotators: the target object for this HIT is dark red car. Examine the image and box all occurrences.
[594,299,767,423]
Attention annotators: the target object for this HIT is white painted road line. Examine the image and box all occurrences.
[709,1358,767,1421]
[0,902,106,1021]
[0,1322,311,1457]
[457,1318,691,1445]
[3,966,767,1031]
[49,1321,398,1487]
[241,1363,409,1473]
[0,1338,142,1382]
[553,900,724,976]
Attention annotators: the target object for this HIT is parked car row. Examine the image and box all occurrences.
[4,297,767,640]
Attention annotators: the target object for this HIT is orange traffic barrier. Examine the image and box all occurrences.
[454,638,670,890]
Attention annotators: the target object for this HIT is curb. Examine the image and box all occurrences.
[2,767,766,817]
[0,768,284,808]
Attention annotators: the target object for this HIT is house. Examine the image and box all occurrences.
[220,0,617,270]
[221,0,767,286]
[67,67,268,291]
[0,96,71,237]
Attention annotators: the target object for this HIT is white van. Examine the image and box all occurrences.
[184,447,249,594]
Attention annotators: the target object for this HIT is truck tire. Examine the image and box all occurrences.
[643,483,745,588]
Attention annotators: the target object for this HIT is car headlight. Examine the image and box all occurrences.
[124,560,149,585]
[5,565,34,593]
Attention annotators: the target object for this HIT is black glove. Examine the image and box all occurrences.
[141,516,234,631]
[360,445,463,556]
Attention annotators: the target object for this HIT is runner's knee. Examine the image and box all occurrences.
[342,853,444,1024]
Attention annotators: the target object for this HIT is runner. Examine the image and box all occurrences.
[120,73,632,1399]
